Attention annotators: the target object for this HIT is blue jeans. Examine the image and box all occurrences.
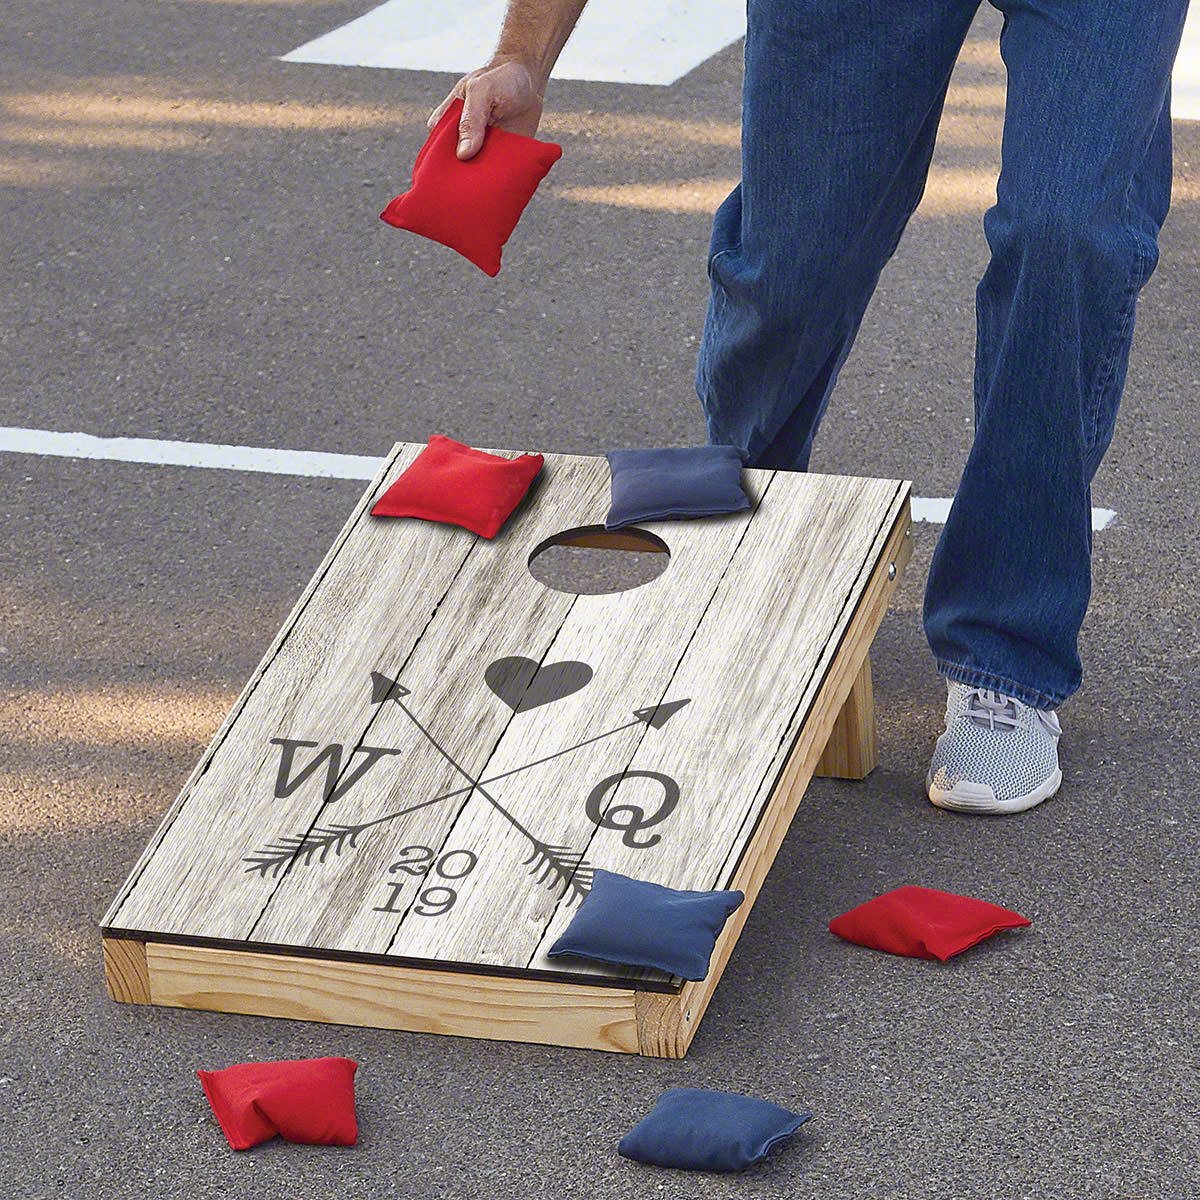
[697,0,1189,710]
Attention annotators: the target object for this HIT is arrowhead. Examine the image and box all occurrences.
[370,672,410,704]
[634,698,691,729]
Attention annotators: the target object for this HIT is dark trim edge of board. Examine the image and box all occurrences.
[97,925,682,994]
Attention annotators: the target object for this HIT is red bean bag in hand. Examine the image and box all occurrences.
[197,1057,359,1151]
[380,97,563,276]
[371,435,544,538]
[828,885,1031,961]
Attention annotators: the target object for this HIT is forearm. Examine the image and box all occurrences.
[492,0,589,86]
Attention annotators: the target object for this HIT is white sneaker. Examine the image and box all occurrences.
[926,680,1063,815]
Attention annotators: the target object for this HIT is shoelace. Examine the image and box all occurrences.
[963,687,1023,731]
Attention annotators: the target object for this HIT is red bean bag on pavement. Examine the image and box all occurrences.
[828,885,1031,961]
[197,1057,359,1151]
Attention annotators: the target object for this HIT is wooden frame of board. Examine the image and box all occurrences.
[102,444,912,1058]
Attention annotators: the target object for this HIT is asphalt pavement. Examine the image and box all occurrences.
[1,2,1198,1197]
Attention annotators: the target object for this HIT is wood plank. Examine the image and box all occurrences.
[250,454,615,953]
[382,475,773,970]
[814,655,878,779]
[108,443,484,939]
[532,475,909,980]
[144,942,641,1053]
[102,937,150,1004]
[101,442,409,929]
[636,498,913,1054]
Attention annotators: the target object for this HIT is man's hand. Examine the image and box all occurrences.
[427,56,547,160]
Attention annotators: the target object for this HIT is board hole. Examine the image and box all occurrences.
[527,525,670,595]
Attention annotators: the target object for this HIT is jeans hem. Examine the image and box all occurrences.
[934,659,1067,711]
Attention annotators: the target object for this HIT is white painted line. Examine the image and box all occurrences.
[0,426,381,480]
[911,496,954,525]
[910,494,1115,532]
[0,425,1118,530]
[280,0,746,87]
[284,1,1199,113]
[1176,6,1200,121]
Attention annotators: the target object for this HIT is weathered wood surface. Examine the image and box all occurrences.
[105,443,911,1002]
[107,440,473,936]
[530,473,906,982]
[637,503,914,1054]
[102,441,412,929]
[384,477,770,971]
[251,453,612,953]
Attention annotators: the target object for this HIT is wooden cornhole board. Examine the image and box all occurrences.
[102,442,912,1058]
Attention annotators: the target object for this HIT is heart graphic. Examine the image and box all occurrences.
[485,656,593,713]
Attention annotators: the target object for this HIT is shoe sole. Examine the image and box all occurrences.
[925,767,1063,815]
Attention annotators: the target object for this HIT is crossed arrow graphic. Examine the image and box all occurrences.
[244,670,690,904]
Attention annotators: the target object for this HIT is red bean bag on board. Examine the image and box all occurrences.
[370,435,544,538]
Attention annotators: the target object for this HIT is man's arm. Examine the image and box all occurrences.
[494,0,589,83]
[427,0,589,159]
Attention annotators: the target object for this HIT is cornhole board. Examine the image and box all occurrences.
[102,442,913,1058]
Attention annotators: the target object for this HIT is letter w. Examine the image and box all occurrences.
[270,738,402,803]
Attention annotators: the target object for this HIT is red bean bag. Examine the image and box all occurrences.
[371,435,544,538]
[380,97,563,276]
[828,885,1031,961]
[197,1057,359,1151]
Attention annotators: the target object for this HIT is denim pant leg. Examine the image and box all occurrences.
[696,0,980,471]
[923,1,1190,710]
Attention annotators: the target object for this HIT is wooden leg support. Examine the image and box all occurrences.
[103,937,151,1004]
[814,654,878,780]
